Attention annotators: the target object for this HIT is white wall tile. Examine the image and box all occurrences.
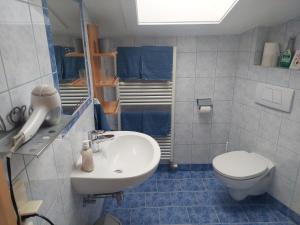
[175,77,195,101]
[210,143,226,161]
[212,100,232,123]
[214,77,234,100]
[211,123,230,144]
[193,102,212,124]
[218,35,240,51]
[192,123,211,145]
[274,145,300,182]
[175,101,194,124]
[196,52,217,75]
[258,111,281,144]
[196,36,218,51]
[0,91,13,130]
[174,144,192,164]
[0,0,31,24]
[278,119,300,154]
[177,53,196,77]
[267,67,290,87]
[194,77,214,99]
[177,36,197,52]
[174,123,193,144]
[216,52,237,76]
[0,55,8,93]
[191,144,210,164]
[0,24,40,88]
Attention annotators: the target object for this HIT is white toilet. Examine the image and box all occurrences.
[212,151,275,201]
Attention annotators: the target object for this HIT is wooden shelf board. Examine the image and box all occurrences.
[103,100,119,114]
[95,76,119,87]
[93,51,117,58]
[65,52,84,57]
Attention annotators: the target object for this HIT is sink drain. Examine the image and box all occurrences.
[114,169,123,173]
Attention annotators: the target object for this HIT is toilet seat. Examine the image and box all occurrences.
[213,151,269,180]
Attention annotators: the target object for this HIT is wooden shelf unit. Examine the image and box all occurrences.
[65,52,84,57]
[87,24,119,115]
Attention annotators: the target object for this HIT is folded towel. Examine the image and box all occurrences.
[142,110,171,136]
[141,46,173,81]
[94,103,111,131]
[117,47,141,80]
[121,111,143,132]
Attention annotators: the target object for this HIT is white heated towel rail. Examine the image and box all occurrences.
[59,85,89,107]
[117,47,176,162]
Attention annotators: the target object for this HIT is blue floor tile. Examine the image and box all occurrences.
[170,192,200,206]
[159,207,190,224]
[214,206,249,223]
[103,164,299,225]
[243,205,279,222]
[127,177,158,193]
[121,193,145,209]
[145,192,172,207]
[107,209,131,225]
[187,206,219,224]
[180,178,206,191]
[157,179,182,192]
[203,178,227,191]
[130,208,160,225]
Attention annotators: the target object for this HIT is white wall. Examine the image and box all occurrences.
[0,0,102,224]
[230,17,300,215]
[107,36,239,164]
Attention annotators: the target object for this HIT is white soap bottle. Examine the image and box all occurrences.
[81,140,94,172]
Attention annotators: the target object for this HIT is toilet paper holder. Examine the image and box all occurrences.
[196,98,213,111]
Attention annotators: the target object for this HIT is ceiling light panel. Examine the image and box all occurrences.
[136,0,239,25]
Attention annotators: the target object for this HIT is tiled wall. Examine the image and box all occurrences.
[229,17,300,215]
[108,36,240,164]
[0,0,102,224]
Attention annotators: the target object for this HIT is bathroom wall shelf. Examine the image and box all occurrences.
[95,76,119,87]
[102,100,120,115]
[87,23,120,116]
[0,115,72,158]
[65,52,84,57]
[93,51,117,58]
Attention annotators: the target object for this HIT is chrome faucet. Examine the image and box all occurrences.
[88,130,114,152]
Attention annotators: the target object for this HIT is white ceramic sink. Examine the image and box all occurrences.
[71,131,161,194]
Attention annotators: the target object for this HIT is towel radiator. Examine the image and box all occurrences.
[59,85,89,107]
[117,47,176,162]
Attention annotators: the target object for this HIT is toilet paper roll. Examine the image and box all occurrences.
[199,106,212,113]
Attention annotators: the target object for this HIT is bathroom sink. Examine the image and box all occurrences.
[71,131,161,194]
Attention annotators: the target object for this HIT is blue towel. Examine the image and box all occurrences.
[117,47,141,80]
[142,110,171,136]
[141,46,173,81]
[121,111,143,133]
[94,103,111,131]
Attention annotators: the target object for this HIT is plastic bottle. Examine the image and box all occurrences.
[81,140,94,172]
[279,37,295,68]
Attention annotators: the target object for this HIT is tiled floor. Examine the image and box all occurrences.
[103,165,297,225]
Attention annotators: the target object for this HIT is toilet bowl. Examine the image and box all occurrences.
[212,151,274,201]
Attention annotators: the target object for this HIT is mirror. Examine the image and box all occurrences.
[48,0,89,115]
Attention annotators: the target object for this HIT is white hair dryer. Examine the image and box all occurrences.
[11,85,62,153]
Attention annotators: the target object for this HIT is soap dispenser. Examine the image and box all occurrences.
[81,140,94,172]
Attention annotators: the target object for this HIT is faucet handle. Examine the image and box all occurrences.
[88,130,105,141]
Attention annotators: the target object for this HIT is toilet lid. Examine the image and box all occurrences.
[213,151,268,180]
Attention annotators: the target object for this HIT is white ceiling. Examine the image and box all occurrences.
[48,0,82,37]
[49,0,300,38]
[83,0,300,37]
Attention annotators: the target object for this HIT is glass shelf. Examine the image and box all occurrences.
[0,115,72,158]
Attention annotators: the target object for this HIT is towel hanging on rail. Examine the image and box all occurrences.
[121,110,171,136]
[117,46,173,81]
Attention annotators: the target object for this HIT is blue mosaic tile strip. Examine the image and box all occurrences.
[103,164,300,225]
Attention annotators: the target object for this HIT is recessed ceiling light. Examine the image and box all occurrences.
[136,0,239,25]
